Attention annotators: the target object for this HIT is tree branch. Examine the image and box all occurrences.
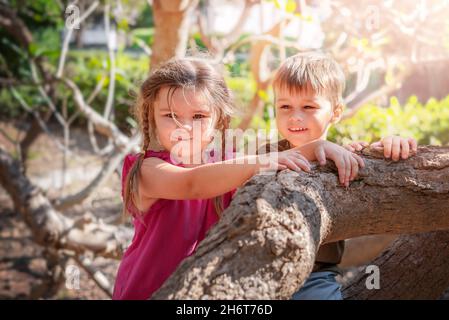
[152,146,449,299]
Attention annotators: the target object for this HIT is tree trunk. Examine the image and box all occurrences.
[152,146,449,299]
[150,0,198,71]
[343,231,449,299]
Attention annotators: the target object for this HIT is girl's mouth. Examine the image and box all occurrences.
[177,137,193,141]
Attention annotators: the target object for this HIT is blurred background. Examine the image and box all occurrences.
[0,0,448,299]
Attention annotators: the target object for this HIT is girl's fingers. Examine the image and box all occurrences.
[290,153,311,171]
[409,138,418,153]
[350,155,359,181]
[370,141,383,152]
[278,164,287,171]
[334,158,346,185]
[401,138,410,159]
[315,146,327,165]
[391,136,401,161]
[291,157,311,172]
[292,151,311,167]
[344,145,355,152]
[353,142,364,151]
[353,153,365,169]
[283,158,302,173]
[382,137,393,158]
[345,155,351,186]
[360,141,370,147]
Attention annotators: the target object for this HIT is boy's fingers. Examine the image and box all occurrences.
[409,138,418,153]
[315,146,327,165]
[391,136,401,161]
[382,137,393,158]
[401,138,410,159]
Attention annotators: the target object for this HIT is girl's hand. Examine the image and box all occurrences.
[314,140,365,187]
[370,136,417,161]
[343,141,370,152]
[260,148,311,173]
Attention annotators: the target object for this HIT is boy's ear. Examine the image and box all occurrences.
[331,103,344,123]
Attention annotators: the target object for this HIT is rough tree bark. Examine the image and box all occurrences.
[152,146,449,299]
[342,231,449,300]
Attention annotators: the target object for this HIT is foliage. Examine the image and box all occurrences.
[328,95,449,146]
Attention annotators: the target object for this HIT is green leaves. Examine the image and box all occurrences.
[328,95,449,146]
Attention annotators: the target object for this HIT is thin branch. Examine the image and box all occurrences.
[103,2,116,121]
[59,77,130,150]
[9,87,73,155]
[57,0,100,78]
[73,254,113,298]
[52,134,139,211]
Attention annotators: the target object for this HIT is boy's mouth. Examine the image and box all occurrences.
[288,127,308,133]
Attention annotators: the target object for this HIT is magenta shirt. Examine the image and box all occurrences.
[112,150,235,300]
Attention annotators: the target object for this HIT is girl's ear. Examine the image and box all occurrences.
[331,103,344,124]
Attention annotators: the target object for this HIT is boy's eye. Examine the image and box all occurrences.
[304,105,316,109]
[279,105,291,109]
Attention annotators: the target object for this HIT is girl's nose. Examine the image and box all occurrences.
[182,123,192,131]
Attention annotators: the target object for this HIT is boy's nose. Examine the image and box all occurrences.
[289,113,304,122]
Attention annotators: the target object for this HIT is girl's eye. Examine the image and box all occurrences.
[193,114,207,120]
[304,105,316,109]
[280,105,291,110]
[165,113,177,118]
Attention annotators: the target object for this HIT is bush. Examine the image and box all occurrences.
[328,95,449,146]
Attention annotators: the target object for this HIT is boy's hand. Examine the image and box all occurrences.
[370,136,417,161]
[314,140,365,187]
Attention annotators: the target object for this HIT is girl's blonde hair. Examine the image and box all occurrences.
[123,57,235,218]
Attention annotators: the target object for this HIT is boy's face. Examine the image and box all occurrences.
[274,86,341,147]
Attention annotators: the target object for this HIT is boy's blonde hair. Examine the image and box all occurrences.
[273,51,346,108]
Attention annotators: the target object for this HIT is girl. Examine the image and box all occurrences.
[112,58,311,300]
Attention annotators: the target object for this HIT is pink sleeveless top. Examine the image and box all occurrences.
[112,150,235,300]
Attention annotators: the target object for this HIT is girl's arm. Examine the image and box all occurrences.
[138,151,309,201]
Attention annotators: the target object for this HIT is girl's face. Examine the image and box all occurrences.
[153,87,216,165]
